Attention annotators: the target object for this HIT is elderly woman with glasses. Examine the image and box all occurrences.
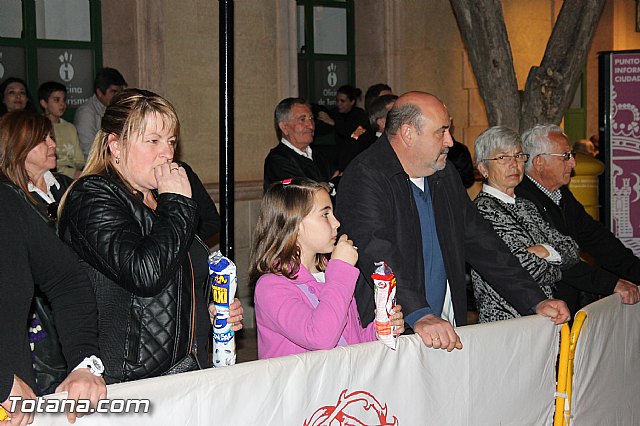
[471,126,581,323]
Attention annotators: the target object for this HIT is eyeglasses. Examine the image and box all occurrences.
[47,202,59,220]
[538,152,576,161]
[482,153,530,165]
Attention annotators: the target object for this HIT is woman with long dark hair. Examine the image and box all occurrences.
[0,77,36,116]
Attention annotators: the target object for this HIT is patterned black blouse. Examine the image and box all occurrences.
[471,189,580,323]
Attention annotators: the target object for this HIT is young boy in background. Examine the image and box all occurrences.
[38,82,84,179]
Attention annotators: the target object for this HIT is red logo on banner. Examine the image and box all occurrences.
[304,389,398,426]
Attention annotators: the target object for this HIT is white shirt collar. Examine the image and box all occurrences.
[281,138,313,160]
[410,177,425,192]
[28,171,60,204]
[482,183,516,204]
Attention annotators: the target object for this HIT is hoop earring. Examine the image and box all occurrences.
[115,156,121,165]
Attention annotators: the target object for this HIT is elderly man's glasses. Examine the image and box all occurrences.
[538,152,576,161]
[482,153,530,165]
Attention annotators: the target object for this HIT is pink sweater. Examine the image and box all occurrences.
[254,259,377,359]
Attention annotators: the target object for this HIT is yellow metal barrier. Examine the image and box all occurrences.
[554,311,589,426]
[554,323,571,426]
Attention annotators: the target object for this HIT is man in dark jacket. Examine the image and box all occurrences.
[336,92,570,351]
[263,98,335,192]
[516,124,640,314]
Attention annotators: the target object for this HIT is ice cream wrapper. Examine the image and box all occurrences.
[209,250,237,367]
[372,261,398,350]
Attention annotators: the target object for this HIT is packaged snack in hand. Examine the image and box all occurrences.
[209,251,238,367]
[372,261,398,350]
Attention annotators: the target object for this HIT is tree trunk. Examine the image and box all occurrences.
[520,0,606,132]
[449,0,520,130]
[450,0,606,133]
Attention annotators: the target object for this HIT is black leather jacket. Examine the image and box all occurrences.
[59,170,210,383]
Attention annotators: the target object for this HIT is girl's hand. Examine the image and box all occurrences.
[208,298,244,332]
[154,161,192,198]
[332,234,358,266]
[390,304,405,335]
[229,298,244,332]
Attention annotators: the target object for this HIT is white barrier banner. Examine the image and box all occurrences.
[571,295,640,425]
[33,315,559,425]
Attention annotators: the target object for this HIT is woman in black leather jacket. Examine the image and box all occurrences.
[58,89,243,383]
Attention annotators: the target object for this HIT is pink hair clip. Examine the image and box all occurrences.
[282,178,293,185]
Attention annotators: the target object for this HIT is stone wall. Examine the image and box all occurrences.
[101,0,285,184]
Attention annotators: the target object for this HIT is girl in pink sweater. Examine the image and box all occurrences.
[251,178,404,359]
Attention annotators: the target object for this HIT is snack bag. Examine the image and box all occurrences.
[372,261,398,350]
[209,251,238,367]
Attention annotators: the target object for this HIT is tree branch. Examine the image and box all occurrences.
[520,0,605,131]
[449,0,520,129]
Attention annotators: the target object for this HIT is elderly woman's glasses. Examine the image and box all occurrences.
[483,153,530,165]
[538,152,576,161]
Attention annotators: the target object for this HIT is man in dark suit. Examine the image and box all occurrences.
[337,92,570,351]
[516,124,640,314]
[263,98,335,192]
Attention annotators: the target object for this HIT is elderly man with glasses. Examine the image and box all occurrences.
[471,126,581,323]
[515,124,640,314]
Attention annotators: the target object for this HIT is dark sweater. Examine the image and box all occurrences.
[0,182,99,401]
[516,176,640,313]
[263,142,334,191]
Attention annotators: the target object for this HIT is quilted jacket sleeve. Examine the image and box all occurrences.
[59,175,198,297]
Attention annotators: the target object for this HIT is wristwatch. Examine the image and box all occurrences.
[73,355,105,376]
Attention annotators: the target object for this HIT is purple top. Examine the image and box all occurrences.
[255,259,377,359]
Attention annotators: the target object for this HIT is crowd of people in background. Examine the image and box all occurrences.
[2,72,640,424]
[262,87,639,351]
[0,72,244,425]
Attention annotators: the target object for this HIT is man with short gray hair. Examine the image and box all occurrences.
[368,94,398,135]
[263,98,335,192]
[516,124,640,314]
